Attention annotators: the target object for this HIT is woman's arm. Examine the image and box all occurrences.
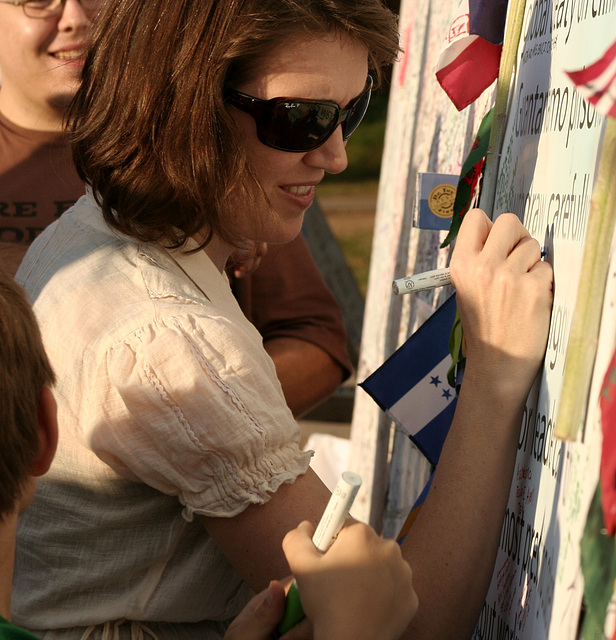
[399,209,553,640]
[200,467,332,591]
[203,208,553,640]
[222,520,418,640]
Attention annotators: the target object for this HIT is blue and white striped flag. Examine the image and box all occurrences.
[359,294,458,466]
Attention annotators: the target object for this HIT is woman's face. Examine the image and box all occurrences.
[230,31,369,245]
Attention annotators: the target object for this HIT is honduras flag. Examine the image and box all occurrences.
[359,294,458,466]
[397,471,435,543]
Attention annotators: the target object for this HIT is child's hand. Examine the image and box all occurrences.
[282,520,418,640]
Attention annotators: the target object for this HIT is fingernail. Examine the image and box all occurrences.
[263,582,275,606]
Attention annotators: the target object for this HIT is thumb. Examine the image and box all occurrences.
[282,520,320,573]
[222,581,286,640]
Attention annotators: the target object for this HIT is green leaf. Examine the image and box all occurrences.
[441,108,494,248]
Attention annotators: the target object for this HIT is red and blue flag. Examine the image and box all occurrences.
[435,0,508,110]
[566,39,616,119]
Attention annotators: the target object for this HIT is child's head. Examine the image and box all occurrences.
[0,270,56,518]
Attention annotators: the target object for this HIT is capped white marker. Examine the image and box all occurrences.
[313,470,362,552]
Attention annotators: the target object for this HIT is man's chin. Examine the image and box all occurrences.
[49,89,79,114]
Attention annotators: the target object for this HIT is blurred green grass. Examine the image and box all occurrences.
[330,91,389,183]
[317,92,388,294]
[335,228,374,297]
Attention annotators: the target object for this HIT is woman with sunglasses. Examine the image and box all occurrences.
[13,0,553,639]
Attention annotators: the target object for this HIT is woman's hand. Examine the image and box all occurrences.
[449,208,553,402]
[226,241,268,279]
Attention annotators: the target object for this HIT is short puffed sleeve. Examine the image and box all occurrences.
[85,312,312,520]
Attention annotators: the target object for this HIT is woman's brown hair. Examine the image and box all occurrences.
[69,0,400,251]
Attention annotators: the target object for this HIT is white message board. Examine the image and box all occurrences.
[348,0,494,530]
[475,2,616,638]
[351,1,615,635]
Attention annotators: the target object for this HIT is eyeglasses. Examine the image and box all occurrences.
[0,0,101,18]
[225,75,373,152]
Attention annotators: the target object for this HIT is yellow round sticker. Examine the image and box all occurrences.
[428,184,456,219]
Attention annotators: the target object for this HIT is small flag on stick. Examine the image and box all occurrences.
[566,39,616,119]
[359,295,458,466]
[435,0,508,111]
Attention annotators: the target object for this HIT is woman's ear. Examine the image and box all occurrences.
[29,387,59,477]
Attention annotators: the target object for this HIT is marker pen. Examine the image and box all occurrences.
[275,471,362,636]
[392,247,548,295]
[392,267,451,295]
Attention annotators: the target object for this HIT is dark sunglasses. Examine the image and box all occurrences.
[225,75,373,152]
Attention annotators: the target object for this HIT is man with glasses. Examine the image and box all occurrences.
[0,0,96,267]
[0,0,352,419]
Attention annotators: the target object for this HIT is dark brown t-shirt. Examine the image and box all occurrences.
[0,111,84,245]
[232,235,352,376]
